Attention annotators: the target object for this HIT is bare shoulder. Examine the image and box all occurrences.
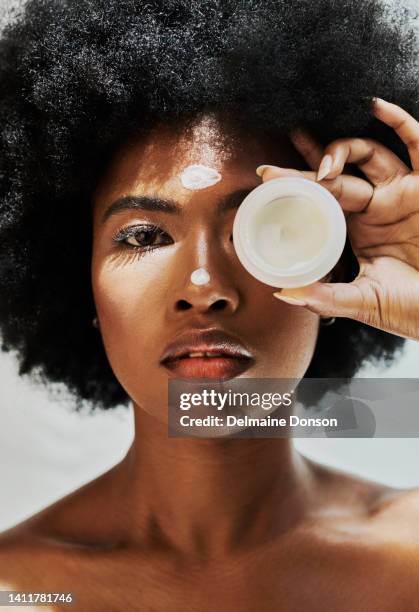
[353,485,419,603]
[0,524,42,591]
[310,458,419,536]
[294,461,419,608]
[0,524,124,612]
[311,460,419,563]
[0,460,123,541]
[0,464,121,588]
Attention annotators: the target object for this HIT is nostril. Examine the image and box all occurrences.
[211,299,228,311]
[176,299,192,311]
[174,298,231,313]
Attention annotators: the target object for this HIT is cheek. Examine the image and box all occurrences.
[250,293,319,378]
[282,312,320,376]
[91,254,174,420]
[91,255,166,377]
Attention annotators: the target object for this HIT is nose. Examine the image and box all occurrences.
[168,237,241,318]
[172,278,240,316]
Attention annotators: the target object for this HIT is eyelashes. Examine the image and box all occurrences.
[110,223,235,257]
[111,223,173,254]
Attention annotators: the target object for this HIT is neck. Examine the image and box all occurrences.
[110,404,317,559]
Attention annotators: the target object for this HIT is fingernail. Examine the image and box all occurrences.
[372,97,387,112]
[256,164,277,177]
[273,293,307,306]
[317,154,333,181]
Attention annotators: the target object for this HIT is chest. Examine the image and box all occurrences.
[4,545,407,612]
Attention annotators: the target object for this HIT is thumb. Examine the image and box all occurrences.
[273,279,366,320]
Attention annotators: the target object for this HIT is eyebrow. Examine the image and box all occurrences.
[100,188,254,225]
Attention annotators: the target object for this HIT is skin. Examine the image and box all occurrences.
[1,102,419,611]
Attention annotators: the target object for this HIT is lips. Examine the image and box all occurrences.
[160,328,254,379]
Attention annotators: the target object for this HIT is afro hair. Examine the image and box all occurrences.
[0,0,417,409]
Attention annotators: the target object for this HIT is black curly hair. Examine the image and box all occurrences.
[0,0,416,410]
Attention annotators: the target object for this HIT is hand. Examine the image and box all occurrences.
[257,98,419,341]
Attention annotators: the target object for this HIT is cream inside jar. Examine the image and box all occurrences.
[251,194,330,270]
[232,177,347,288]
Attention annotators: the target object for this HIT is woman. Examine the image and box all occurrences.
[0,0,418,609]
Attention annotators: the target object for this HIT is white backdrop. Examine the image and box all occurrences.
[0,0,419,533]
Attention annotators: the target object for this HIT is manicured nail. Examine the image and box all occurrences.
[317,154,333,181]
[372,97,388,113]
[373,97,386,105]
[273,293,307,306]
[256,164,277,177]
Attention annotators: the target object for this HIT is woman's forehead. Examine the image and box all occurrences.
[93,114,299,207]
[114,114,256,168]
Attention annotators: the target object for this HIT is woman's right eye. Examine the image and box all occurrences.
[112,224,173,252]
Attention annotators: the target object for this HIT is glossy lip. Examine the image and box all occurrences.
[160,328,255,379]
[162,355,253,379]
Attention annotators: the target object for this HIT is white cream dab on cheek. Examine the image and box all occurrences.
[180,165,222,190]
[191,268,211,285]
[252,195,330,270]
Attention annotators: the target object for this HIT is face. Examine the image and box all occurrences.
[91,114,320,424]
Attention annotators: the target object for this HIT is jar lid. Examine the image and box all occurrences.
[232,177,347,288]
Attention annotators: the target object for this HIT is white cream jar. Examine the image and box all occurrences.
[232,177,346,288]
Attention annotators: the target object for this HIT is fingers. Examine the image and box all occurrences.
[272,257,419,339]
[348,205,419,269]
[256,165,308,180]
[273,277,369,320]
[288,99,417,185]
[373,98,419,170]
[316,137,410,186]
[256,164,374,214]
[348,210,419,254]
[289,129,324,170]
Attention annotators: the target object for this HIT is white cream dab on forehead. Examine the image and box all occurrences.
[191,268,211,285]
[180,164,222,190]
